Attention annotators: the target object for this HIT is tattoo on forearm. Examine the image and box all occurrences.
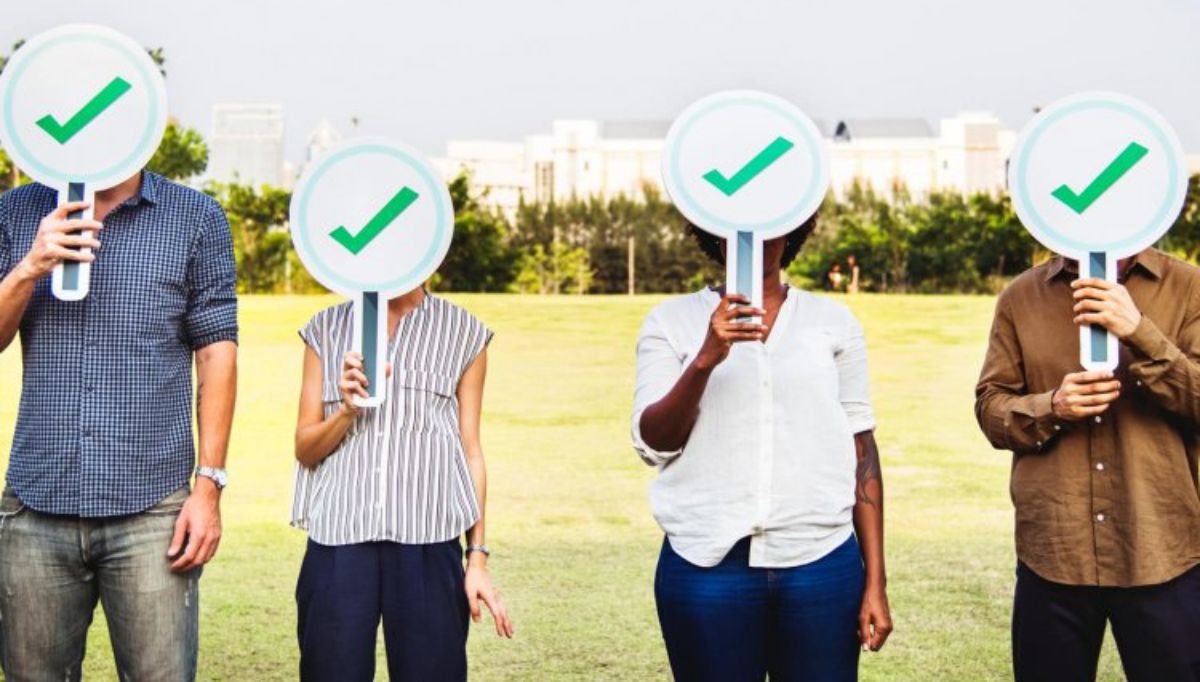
[855,434,882,510]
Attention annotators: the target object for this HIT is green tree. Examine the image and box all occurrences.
[206,182,302,293]
[1162,175,1200,262]
[511,242,594,294]
[147,120,208,181]
[433,173,519,291]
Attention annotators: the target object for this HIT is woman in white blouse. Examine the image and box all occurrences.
[632,218,893,681]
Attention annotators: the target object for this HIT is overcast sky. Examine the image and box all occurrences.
[6,0,1197,163]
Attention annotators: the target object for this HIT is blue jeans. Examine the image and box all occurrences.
[0,486,200,682]
[655,534,864,682]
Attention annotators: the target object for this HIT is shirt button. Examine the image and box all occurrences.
[1135,380,1143,387]
[1096,462,1105,471]
[1094,416,1103,424]
[1036,440,1043,447]
[1096,513,1106,522]
[1053,425,1061,432]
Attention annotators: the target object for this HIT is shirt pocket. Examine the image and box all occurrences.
[393,369,458,433]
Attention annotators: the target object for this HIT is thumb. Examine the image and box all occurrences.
[858,612,871,650]
[467,587,481,623]
[167,512,188,557]
[385,362,393,379]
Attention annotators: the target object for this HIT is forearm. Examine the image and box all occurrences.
[974,389,1062,454]
[464,445,488,548]
[852,431,886,587]
[195,341,237,470]
[0,265,36,352]
[638,360,714,452]
[294,409,354,469]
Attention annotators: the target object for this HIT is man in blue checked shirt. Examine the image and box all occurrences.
[0,168,237,681]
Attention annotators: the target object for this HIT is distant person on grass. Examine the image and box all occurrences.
[0,170,238,681]
[292,285,513,681]
[847,254,861,294]
[632,216,893,682]
[975,248,1200,681]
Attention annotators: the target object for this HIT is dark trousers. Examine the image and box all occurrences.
[296,539,469,682]
[1013,561,1200,682]
[655,534,864,682]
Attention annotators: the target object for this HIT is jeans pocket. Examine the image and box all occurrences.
[0,487,27,517]
[144,486,191,515]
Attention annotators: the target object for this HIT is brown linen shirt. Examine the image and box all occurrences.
[975,248,1200,587]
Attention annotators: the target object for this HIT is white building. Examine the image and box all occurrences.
[438,120,667,215]
[828,112,1014,199]
[207,104,286,188]
[441,113,1020,213]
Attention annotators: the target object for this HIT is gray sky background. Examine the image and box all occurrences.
[6,0,1198,163]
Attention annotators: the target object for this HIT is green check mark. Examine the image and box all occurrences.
[702,135,795,196]
[1050,141,1149,214]
[35,76,133,144]
[329,186,420,255]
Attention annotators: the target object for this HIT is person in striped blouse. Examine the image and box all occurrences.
[291,286,513,681]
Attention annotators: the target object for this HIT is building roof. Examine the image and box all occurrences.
[832,118,934,141]
[601,121,673,139]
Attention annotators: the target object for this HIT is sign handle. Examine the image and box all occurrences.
[352,290,388,407]
[51,182,95,301]
[726,230,764,323]
[1079,251,1119,371]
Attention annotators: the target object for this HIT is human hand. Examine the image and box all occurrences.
[1052,370,1120,421]
[167,480,222,572]
[17,202,102,281]
[693,293,767,371]
[858,582,893,652]
[1071,278,1142,339]
[465,558,514,638]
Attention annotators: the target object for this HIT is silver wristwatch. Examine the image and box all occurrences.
[465,544,490,558]
[195,466,229,490]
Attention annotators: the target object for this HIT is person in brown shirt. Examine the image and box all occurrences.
[975,247,1200,682]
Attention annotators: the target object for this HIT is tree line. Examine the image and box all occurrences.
[3,43,1199,295]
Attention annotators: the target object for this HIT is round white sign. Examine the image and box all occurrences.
[0,24,167,190]
[661,90,829,239]
[290,138,454,297]
[1008,91,1188,259]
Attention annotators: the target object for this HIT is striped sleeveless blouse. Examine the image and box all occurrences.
[291,293,493,546]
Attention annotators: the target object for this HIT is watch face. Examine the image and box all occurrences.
[213,470,228,488]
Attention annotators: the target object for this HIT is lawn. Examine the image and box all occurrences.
[0,293,1125,681]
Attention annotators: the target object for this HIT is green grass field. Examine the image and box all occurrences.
[0,294,1126,681]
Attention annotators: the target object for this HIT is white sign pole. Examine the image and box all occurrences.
[52,182,97,300]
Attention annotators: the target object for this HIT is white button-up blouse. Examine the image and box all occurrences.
[632,287,875,568]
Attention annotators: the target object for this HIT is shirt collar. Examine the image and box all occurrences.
[1045,248,1163,282]
[133,170,162,206]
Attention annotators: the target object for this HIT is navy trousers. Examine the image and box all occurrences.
[1013,561,1200,682]
[655,534,864,682]
[296,539,469,682]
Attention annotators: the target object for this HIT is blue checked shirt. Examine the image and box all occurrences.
[0,171,238,517]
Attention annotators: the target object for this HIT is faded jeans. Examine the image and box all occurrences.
[0,486,200,682]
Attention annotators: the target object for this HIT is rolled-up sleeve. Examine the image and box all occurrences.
[184,201,238,349]
[974,292,1064,453]
[631,311,684,466]
[1124,304,1200,429]
[835,311,876,433]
